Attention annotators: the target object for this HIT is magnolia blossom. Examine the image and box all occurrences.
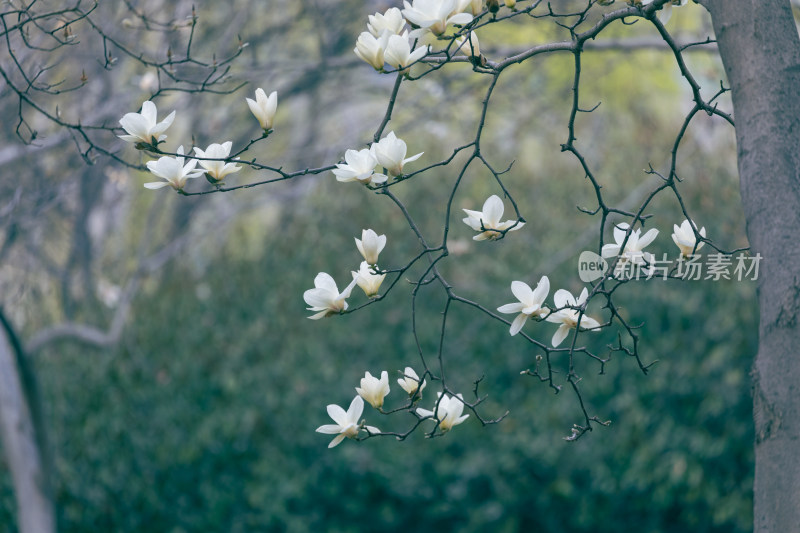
[118,100,175,145]
[672,218,706,257]
[315,395,379,448]
[462,195,525,241]
[332,148,385,184]
[397,367,427,396]
[416,392,469,432]
[497,276,550,336]
[356,371,390,409]
[144,146,204,190]
[368,7,406,36]
[456,0,485,15]
[403,0,473,36]
[601,222,659,270]
[355,229,387,265]
[370,131,423,177]
[383,32,429,72]
[352,261,386,298]
[545,288,601,348]
[354,31,390,70]
[193,142,241,182]
[456,31,480,58]
[303,272,358,319]
[245,88,278,131]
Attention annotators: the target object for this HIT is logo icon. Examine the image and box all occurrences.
[578,251,608,282]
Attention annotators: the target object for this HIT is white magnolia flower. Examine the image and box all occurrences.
[398,367,427,396]
[354,31,390,70]
[356,371,390,409]
[497,276,550,336]
[332,148,385,184]
[456,31,481,58]
[368,7,407,36]
[118,100,175,145]
[672,218,706,257]
[245,88,278,131]
[355,229,387,265]
[383,32,429,72]
[352,261,386,298]
[462,194,525,241]
[403,0,473,36]
[601,222,659,268]
[303,272,358,320]
[315,395,379,448]
[545,288,602,348]
[193,141,241,182]
[456,0,485,15]
[370,131,423,177]
[416,392,469,432]
[144,146,204,190]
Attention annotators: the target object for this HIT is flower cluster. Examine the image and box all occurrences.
[603,218,707,276]
[497,276,601,347]
[353,1,503,73]
[119,88,278,191]
[303,229,388,319]
[333,131,423,185]
[353,7,428,72]
[315,365,468,447]
[498,217,709,345]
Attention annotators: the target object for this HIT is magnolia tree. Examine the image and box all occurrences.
[2,0,800,532]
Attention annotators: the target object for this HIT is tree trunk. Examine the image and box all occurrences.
[0,313,56,533]
[700,1,800,530]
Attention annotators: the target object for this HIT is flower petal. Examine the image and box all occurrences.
[328,433,347,448]
[509,313,528,336]
[482,195,504,225]
[510,280,534,305]
[327,404,348,427]
[552,324,570,347]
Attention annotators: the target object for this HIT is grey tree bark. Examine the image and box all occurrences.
[0,313,55,533]
[699,0,800,530]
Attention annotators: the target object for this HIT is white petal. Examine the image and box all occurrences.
[327,404,348,426]
[532,275,550,305]
[637,228,659,249]
[314,272,339,294]
[579,316,601,330]
[601,244,621,258]
[328,434,347,448]
[552,324,570,347]
[509,313,528,336]
[497,302,525,314]
[553,289,575,309]
[316,424,343,434]
[482,195,504,225]
[613,223,629,245]
[510,281,534,305]
[346,395,365,422]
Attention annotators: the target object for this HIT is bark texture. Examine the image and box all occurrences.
[701,1,800,530]
[0,314,55,533]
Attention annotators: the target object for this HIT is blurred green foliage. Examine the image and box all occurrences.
[0,2,755,532]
